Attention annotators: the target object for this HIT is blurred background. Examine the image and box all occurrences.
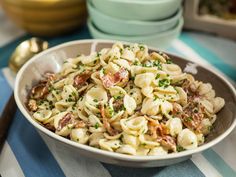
[0,0,235,49]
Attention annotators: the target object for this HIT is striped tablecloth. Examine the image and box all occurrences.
[0,11,236,177]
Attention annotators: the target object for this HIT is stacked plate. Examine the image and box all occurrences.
[87,0,183,49]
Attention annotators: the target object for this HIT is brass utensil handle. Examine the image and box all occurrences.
[0,93,17,152]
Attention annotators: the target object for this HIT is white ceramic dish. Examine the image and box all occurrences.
[87,0,182,36]
[14,39,236,167]
[91,0,182,21]
[87,18,184,49]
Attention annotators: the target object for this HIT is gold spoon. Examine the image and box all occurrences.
[9,37,48,73]
[0,38,48,152]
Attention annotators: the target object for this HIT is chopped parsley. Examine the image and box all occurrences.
[154,95,159,101]
[101,68,105,74]
[185,117,193,122]
[48,86,55,92]
[133,61,139,66]
[139,45,145,51]
[153,60,162,70]
[193,108,198,113]
[108,107,114,116]
[121,105,126,111]
[96,52,101,57]
[208,126,213,131]
[158,79,170,87]
[142,62,152,67]
[166,59,172,64]
[120,48,123,54]
[93,99,98,102]
[177,146,185,152]
[155,73,160,79]
[113,95,121,100]
[95,122,99,129]
[72,92,76,97]
[38,100,44,105]
[67,98,73,102]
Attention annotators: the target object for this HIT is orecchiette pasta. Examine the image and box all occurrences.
[71,128,89,144]
[148,146,168,156]
[27,42,225,156]
[177,129,198,150]
[166,118,182,137]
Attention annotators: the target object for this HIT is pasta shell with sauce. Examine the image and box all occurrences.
[33,109,52,122]
[177,129,198,150]
[71,128,89,144]
[124,94,137,115]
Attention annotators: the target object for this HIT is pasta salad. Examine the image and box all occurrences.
[27,42,225,156]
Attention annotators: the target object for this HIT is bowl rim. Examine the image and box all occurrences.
[92,0,181,5]
[87,18,183,39]
[14,39,236,162]
[88,0,182,25]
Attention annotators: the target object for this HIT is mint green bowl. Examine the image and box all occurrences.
[87,17,184,49]
[87,1,182,36]
[90,0,182,21]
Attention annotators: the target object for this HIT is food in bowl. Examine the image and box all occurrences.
[26,42,225,156]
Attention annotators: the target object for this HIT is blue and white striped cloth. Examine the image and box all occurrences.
[0,13,236,177]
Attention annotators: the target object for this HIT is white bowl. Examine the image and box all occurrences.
[90,0,182,21]
[87,0,182,36]
[88,18,184,49]
[14,39,236,167]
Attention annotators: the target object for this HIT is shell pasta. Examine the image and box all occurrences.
[27,42,225,155]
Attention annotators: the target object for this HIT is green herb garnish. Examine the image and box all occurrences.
[153,60,162,70]
[177,146,185,152]
[113,95,121,100]
[158,79,170,87]
[95,122,99,129]
[155,73,160,79]
[166,59,172,64]
[185,117,193,122]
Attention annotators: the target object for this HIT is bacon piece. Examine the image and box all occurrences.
[74,71,91,88]
[114,67,128,83]
[57,113,74,131]
[100,105,118,136]
[74,120,86,128]
[113,98,124,112]
[101,67,128,88]
[28,99,38,112]
[156,124,169,137]
[101,73,115,88]
[145,116,176,151]
[160,135,176,152]
[45,123,56,131]
[145,116,169,139]
[172,103,182,117]
[178,100,204,133]
[31,83,48,99]
[181,110,204,133]
[44,72,56,82]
